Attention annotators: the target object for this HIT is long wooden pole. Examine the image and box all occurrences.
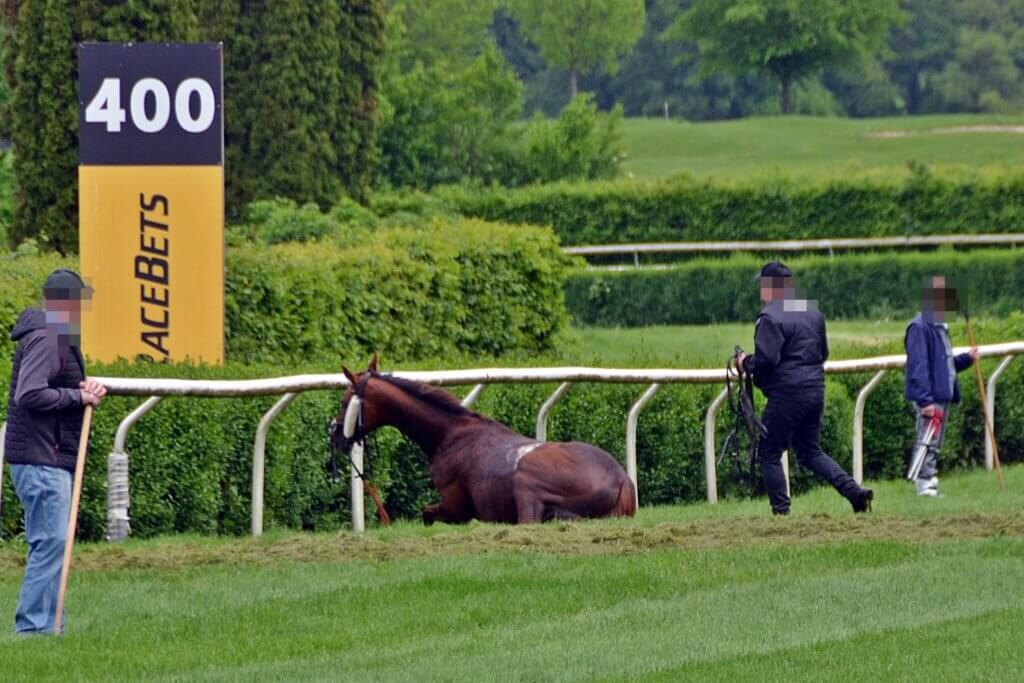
[53,404,93,635]
[964,316,1005,491]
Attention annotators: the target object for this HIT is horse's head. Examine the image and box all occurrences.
[328,354,380,460]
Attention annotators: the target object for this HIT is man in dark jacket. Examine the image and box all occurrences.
[904,276,978,497]
[4,269,106,634]
[737,262,873,515]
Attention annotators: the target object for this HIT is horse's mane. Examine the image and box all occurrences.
[372,373,474,417]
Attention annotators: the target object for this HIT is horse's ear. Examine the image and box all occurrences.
[368,353,379,373]
[342,366,357,386]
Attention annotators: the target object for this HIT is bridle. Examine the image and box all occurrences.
[718,346,766,494]
[327,373,391,526]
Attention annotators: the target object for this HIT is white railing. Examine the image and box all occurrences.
[1,341,1021,539]
[564,233,1024,266]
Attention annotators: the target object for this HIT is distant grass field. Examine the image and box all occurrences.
[622,114,1024,181]
[563,319,907,367]
[0,466,1021,681]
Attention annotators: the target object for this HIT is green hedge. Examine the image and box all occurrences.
[0,218,572,365]
[374,168,1024,246]
[3,340,1022,540]
[566,249,1024,327]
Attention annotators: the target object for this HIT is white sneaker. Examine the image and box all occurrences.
[915,477,941,497]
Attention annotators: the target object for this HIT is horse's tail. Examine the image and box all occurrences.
[614,477,637,517]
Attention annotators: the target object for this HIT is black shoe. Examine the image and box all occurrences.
[851,488,874,513]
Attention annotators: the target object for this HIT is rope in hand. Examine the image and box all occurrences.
[719,346,765,494]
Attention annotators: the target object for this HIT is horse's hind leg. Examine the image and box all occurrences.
[544,506,581,522]
[513,486,545,524]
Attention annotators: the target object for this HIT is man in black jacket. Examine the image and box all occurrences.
[737,262,873,515]
[4,269,106,634]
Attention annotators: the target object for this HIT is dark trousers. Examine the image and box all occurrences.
[759,389,861,514]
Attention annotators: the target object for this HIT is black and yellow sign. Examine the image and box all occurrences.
[78,43,224,364]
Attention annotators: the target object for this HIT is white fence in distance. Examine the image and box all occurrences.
[1,341,1021,539]
[564,233,1024,267]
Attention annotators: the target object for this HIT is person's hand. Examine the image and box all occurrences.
[735,352,747,371]
[920,403,936,417]
[80,389,102,407]
[968,346,980,362]
[80,378,107,399]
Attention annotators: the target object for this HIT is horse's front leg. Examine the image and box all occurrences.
[421,485,474,526]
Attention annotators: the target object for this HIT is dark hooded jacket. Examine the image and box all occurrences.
[741,299,829,396]
[4,308,85,471]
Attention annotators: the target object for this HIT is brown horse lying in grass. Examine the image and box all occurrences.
[330,357,636,525]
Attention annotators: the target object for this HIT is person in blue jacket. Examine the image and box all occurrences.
[904,276,979,497]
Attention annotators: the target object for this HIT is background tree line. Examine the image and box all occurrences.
[4,0,1024,250]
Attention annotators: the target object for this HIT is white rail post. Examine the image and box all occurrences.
[108,396,163,542]
[351,442,365,533]
[852,370,887,485]
[252,392,298,538]
[625,383,660,501]
[461,384,487,408]
[703,388,729,504]
[782,450,791,498]
[0,422,6,525]
[536,382,573,441]
[985,355,1014,471]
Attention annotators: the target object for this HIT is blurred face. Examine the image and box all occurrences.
[44,297,82,325]
[922,276,956,321]
[759,277,793,304]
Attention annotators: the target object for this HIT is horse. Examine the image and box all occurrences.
[329,356,636,525]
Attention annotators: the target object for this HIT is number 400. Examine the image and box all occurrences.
[85,77,216,134]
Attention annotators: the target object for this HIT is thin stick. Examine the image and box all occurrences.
[964,316,1005,490]
[53,404,93,635]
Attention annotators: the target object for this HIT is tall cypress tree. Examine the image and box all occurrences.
[5,0,78,252]
[2,0,198,252]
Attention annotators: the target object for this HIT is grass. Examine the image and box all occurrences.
[0,466,1021,681]
[621,113,1024,181]
[563,319,908,367]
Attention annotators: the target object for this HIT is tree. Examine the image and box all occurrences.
[883,0,956,114]
[669,0,901,114]
[509,0,645,99]
[387,0,498,71]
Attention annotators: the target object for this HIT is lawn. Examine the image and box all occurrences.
[563,319,908,367]
[0,466,1020,682]
[621,113,1024,181]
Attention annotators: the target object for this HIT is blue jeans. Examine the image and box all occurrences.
[10,464,71,634]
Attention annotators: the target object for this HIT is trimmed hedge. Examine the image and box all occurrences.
[0,218,573,365]
[3,335,1022,540]
[373,169,1024,246]
[566,249,1024,327]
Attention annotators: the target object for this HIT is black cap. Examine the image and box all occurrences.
[43,269,93,300]
[753,261,793,283]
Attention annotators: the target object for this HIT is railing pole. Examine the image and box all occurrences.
[107,396,162,542]
[536,382,573,441]
[782,450,791,498]
[985,355,1014,471]
[625,384,660,501]
[252,392,298,538]
[351,442,365,533]
[852,370,887,485]
[461,384,487,408]
[703,388,729,504]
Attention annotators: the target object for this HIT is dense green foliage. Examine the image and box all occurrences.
[0,0,384,248]
[501,0,1024,120]
[0,218,571,366]
[508,0,645,99]
[566,250,1024,327]
[393,167,1024,245]
[377,2,626,190]
[670,0,900,114]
